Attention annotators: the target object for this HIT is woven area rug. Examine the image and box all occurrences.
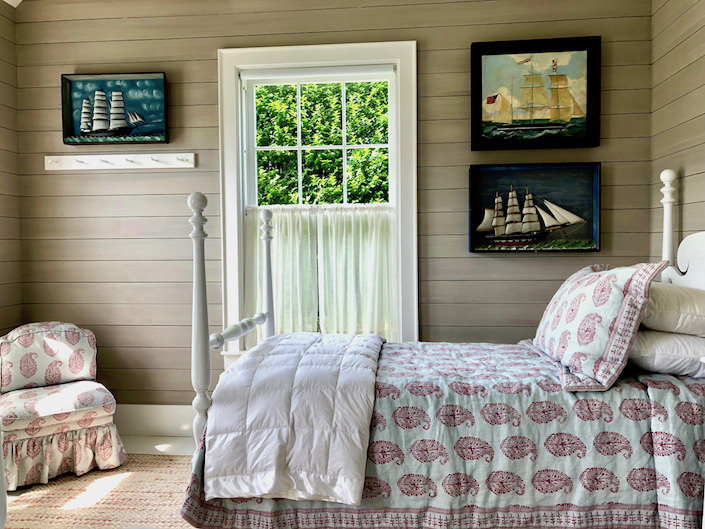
[6,454,194,529]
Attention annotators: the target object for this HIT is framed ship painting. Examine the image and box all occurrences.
[470,36,600,150]
[469,162,600,252]
[61,73,168,144]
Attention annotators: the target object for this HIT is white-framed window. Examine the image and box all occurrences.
[218,42,418,350]
[242,68,394,207]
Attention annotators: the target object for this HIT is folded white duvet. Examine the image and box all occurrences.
[203,332,384,505]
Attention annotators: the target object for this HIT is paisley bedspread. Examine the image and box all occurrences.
[182,340,705,529]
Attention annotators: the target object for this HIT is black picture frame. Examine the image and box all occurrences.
[61,73,168,145]
[471,36,601,151]
[469,162,601,252]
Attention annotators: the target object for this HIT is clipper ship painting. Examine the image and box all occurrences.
[486,65,585,133]
[62,73,167,144]
[469,163,600,252]
[471,36,600,150]
[78,90,146,138]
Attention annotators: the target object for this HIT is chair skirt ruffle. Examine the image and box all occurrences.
[3,423,127,490]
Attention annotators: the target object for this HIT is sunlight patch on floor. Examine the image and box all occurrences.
[60,472,131,510]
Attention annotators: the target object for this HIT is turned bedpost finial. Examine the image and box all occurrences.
[189,191,212,443]
[188,192,208,240]
[660,170,677,268]
[259,208,275,339]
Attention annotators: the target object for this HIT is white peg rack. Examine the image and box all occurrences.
[44,153,195,171]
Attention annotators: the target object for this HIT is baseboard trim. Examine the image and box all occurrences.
[114,404,194,437]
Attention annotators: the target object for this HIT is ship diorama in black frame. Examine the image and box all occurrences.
[469,163,600,252]
[471,36,601,151]
[61,73,168,144]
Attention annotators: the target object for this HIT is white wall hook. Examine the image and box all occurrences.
[44,153,196,171]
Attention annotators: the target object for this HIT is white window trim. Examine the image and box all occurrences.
[217,42,418,351]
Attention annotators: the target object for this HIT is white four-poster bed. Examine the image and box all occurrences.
[182,169,705,529]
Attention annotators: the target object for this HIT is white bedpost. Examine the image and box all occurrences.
[660,169,677,283]
[260,209,275,339]
[189,192,211,444]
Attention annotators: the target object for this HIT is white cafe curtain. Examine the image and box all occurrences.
[243,204,399,346]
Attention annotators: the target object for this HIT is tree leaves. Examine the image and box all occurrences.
[255,81,389,206]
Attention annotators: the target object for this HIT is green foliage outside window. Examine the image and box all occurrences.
[255,81,389,205]
[255,85,297,147]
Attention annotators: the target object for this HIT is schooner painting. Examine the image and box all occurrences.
[61,73,167,144]
[469,163,600,252]
[471,37,600,150]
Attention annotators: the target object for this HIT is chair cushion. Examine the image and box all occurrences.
[0,322,97,393]
[0,380,116,440]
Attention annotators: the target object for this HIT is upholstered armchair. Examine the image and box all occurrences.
[0,322,126,490]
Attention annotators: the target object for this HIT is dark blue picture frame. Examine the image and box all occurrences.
[469,162,600,252]
[61,73,168,145]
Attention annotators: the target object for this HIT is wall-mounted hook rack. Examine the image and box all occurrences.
[44,153,196,171]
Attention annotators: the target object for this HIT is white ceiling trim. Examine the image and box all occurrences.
[2,0,22,7]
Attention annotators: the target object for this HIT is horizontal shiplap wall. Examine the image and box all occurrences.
[0,2,20,335]
[651,0,705,259]
[15,0,652,404]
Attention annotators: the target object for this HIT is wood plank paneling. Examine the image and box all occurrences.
[98,347,222,370]
[420,325,535,344]
[14,0,653,404]
[15,2,649,45]
[23,282,222,304]
[22,260,222,283]
[22,238,221,261]
[0,6,19,334]
[21,193,220,217]
[651,0,705,254]
[23,303,222,326]
[21,216,222,239]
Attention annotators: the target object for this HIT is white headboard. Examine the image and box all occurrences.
[660,169,705,290]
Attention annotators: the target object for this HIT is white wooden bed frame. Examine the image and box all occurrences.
[0,170,701,528]
[186,169,705,444]
[188,192,276,442]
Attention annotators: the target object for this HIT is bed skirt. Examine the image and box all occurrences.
[3,423,127,490]
[183,443,699,529]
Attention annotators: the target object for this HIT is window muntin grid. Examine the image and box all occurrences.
[253,80,389,205]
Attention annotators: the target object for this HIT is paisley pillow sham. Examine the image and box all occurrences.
[534,261,666,391]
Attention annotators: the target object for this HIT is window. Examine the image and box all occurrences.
[218,42,418,351]
[251,80,390,206]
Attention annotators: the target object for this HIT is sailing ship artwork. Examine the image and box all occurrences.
[471,37,600,150]
[61,73,167,144]
[469,163,600,252]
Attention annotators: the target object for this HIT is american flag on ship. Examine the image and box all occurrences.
[517,57,531,65]
[486,94,498,104]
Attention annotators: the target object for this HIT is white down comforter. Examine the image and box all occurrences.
[203,332,384,505]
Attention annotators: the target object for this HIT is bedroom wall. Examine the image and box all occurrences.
[650,0,705,259]
[0,2,20,335]
[13,0,652,405]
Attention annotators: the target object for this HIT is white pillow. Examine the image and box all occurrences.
[628,329,705,378]
[642,282,705,338]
